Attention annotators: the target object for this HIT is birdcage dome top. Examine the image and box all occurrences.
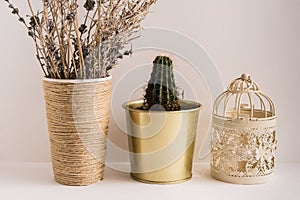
[213,74,275,120]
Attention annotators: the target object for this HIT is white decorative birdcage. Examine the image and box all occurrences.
[210,74,277,184]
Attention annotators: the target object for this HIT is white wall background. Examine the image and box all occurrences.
[0,0,299,163]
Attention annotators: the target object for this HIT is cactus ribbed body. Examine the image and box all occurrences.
[143,56,180,111]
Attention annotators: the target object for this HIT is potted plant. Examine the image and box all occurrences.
[123,56,202,184]
[3,0,157,186]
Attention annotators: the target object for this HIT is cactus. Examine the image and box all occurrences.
[143,56,181,111]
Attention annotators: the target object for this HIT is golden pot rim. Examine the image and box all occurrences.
[123,99,202,113]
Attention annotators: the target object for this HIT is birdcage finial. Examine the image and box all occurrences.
[241,73,250,81]
[228,73,260,93]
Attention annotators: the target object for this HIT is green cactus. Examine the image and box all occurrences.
[143,56,181,111]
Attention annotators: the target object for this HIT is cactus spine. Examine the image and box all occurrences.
[143,56,181,111]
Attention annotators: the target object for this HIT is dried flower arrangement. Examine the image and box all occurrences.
[3,0,157,79]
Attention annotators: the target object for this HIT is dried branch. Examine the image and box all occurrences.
[4,0,158,79]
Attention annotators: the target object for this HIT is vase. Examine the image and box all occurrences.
[123,99,202,184]
[43,77,112,186]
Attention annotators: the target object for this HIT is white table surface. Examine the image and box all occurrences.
[0,162,299,200]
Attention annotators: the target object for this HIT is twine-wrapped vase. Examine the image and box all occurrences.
[43,77,112,186]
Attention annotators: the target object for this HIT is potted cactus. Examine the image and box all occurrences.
[3,0,157,186]
[123,56,202,184]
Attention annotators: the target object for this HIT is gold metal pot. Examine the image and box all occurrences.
[123,100,202,184]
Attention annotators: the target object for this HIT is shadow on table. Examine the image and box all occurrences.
[191,164,221,184]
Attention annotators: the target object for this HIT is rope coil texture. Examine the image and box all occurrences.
[43,78,112,186]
